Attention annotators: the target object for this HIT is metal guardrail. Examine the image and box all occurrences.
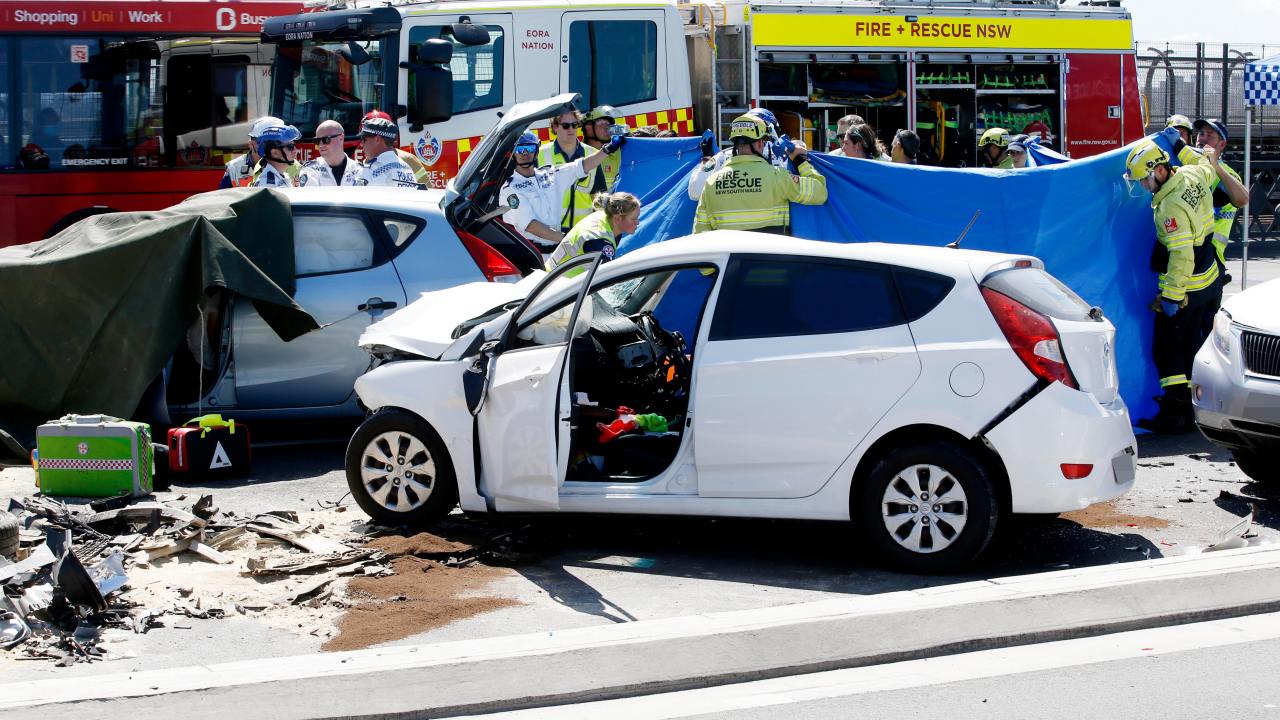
[1241,159,1280,246]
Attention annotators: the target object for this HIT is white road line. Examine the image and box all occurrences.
[463,612,1280,719]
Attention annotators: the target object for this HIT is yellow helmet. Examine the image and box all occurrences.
[728,114,768,143]
[978,128,1010,148]
[1165,114,1194,133]
[1124,139,1170,182]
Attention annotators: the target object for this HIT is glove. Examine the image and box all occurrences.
[700,129,716,158]
[604,135,626,155]
[1160,298,1181,317]
[773,134,795,158]
[1152,127,1185,167]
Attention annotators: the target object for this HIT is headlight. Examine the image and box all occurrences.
[1212,310,1233,356]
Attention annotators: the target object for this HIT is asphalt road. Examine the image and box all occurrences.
[2,255,1278,682]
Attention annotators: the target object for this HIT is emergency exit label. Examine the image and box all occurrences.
[69,44,88,63]
[752,13,1134,51]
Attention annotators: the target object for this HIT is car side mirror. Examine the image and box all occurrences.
[337,41,372,66]
[406,39,454,130]
[447,19,490,46]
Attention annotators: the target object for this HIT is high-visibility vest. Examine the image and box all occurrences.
[546,210,616,276]
[693,154,827,234]
[1208,160,1242,265]
[538,140,596,231]
[1150,162,1219,303]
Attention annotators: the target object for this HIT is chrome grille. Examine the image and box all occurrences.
[1242,331,1280,377]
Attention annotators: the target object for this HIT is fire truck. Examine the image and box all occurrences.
[262,0,1143,181]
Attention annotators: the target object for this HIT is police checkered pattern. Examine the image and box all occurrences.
[40,458,133,471]
[1244,55,1280,106]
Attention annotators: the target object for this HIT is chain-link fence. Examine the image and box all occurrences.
[1138,41,1280,244]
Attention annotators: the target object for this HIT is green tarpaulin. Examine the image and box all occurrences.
[0,188,319,456]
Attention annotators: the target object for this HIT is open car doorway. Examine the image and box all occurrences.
[558,264,720,483]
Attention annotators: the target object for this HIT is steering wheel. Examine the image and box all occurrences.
[636,312,687,368]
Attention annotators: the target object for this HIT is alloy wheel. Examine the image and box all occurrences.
[880,463,969,554]
[359,430,436,512]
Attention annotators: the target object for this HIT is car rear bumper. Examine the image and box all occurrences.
[1192,341,1280,451]
[985,382,1137,514]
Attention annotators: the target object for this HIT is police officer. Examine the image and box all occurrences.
[220,116,280,189]
[359,110,431,186]
[693,114,827,234]
[355,115,417,188]
[299,120,358,187]
[1124,136,1221,433]
[502,130,622,250]
[546,192,641,274]
[249,124,301,187]
[978,128,1014,169]
[581,105,625,194]
[688,107,790,201]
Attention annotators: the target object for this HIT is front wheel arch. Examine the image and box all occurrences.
[345,407,459,526]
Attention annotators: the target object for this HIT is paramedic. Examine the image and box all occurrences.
[546,192,642,274]
[502,130,622,250]
[693,114,827,234]
[220,116,280,188]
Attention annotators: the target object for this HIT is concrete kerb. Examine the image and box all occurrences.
[4,545,1280,719]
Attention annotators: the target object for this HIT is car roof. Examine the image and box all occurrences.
[280,187,447,215]
[617,231,1040,281]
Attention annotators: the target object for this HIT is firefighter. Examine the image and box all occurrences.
[978,128,1014,169]
[358,110,430,186]
[298,120,358,187]
[546,191,641,274]
[1123,137,1220,433]
[220,116,280,189]
[502,131,622,250]
[354,115,417,188]
[692,114,827,234]
[688,107,791,200]
[581,105,625,194]
[1166,114,1195,147]
[249,124,301,188]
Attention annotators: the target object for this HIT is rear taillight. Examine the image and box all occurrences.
[456,229,522,283]
[981,286,1078,389]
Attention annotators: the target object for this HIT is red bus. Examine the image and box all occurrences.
[0,0,303,246]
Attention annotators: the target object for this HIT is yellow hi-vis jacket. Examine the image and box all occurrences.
[692,154,827,234]
[545,210,617,277]
[539,140,596,231]
[1150,154,1218,303]
[1208,159,1242,265]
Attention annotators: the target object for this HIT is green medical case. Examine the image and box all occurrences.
[35,414,153,498]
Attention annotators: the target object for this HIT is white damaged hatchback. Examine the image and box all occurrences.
[345,233,1136,572]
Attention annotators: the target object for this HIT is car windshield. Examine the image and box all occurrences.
[271,38,385,138]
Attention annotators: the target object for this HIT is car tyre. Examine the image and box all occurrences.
[1232,448,1275,485]
[345,410,458,527]
[854,441,998,573]
[0,509,19,561]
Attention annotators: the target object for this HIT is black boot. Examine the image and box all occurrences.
[1137,385,1193,434]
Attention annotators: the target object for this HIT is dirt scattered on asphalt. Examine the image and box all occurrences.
[1061,500,1170,530]
[324,555,518,651]
[366,531,473,557]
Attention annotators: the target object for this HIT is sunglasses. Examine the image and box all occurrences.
[514,144,538,155]
[557,122,579,130]
[316,134,342,145]
[360,133,380,141]
[282,143,297,151]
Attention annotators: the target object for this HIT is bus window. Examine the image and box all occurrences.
[165,51,254,168]
[272,39,385,139]
[17,37,162,170]
[407,25,506,114]
[0,42,9,169]
[567,20,657,109]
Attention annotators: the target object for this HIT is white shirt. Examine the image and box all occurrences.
[355,150,416,188]
[222,154,254,187]
[299,157,358,187]
[500,159,589,243]
[250,163,294,188]
[687,145,789,200]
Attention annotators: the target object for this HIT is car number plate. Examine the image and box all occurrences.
[1111,448,1136,485]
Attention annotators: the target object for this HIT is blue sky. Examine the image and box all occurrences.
[1123,0,1280,46]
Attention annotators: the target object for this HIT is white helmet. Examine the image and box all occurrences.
[249,116,285,139]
